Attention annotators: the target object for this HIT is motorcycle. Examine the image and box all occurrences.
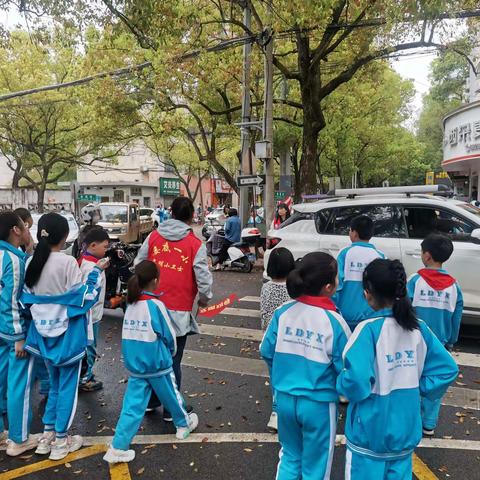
[206,227,260,273]
[202,219,225,240]
[104,241,139,310]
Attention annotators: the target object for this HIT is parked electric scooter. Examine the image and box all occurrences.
[206,227,260,273]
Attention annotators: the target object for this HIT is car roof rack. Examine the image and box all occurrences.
[335,185,451,199]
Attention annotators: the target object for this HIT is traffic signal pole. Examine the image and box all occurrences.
[239,2,252,227]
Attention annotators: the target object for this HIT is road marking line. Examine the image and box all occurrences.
[452,351,480,368]
[0,444,107,479]
[443,386,480,410]
[109,462,132,480]
[412,453,439,480]
[240,296,261,303]
[2,433,478,451]
[183,350,267,377]
[223,307,261,318]
[198,324,263,341]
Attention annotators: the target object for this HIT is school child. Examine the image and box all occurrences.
[0,211,39,456]
[337,259,458,480]
[22,213,108,460]
[104,260,198,464]
[333,215,385,330]
[407,233,463,436]
[260,252,351,480]
[78,227,110,392]
[260,247,295,431]
[13,207,51,397]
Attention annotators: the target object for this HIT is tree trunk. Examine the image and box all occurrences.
[291,142,302,203]
[11,163,22,189]
[36,187,45,213]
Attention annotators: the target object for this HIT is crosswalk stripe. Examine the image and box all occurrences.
[183,350,268,377]
[452,351,480,368]
[199,323,263,341]
[240,296,261,303]
[223,307,261,318]
[2,433,479,452]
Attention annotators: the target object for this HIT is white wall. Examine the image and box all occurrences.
[0,156,14,188]
[77,143,168,185]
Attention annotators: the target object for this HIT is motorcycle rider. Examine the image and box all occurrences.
[216,208,241,269]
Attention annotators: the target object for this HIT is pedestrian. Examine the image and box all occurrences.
[135,196,212,420]
[260,252,351,480]
[13,208,50,397]
[0,211,39,456]
[78,227,111,392]
[103,260,198,464]
[407,233,463,436]
[217,208,241,268]
[338,259,458,480]
[22,213,109,460]
[272,203,290,230]
[13,208,35,255]
[260,247,295,431]
[333,215,385,331]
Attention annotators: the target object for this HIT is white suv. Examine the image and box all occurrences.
[265,187,480,325]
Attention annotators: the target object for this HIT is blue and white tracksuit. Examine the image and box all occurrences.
[0,240,35,443]
[79,255,106,383]
[333,242,385,330]
[112,293,190,451]
[337,310,458,480]
[22,267,102,438]
[260,296,351,480]
[408,268,463,430]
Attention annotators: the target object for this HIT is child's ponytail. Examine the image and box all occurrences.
[363,259,419,331]
[391,260,418,331]
[127,260,159,304]
[25,213,69,288]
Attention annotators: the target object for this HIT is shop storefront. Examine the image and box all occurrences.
[442,100,480,201]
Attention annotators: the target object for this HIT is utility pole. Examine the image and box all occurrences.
[239,1,252,227]
[263,0,274,229]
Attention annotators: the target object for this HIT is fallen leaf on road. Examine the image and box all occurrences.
[141,449,148,454]
[137,467,145,475]
[244,448,253,453]
[201,437,209,443]
[172,444,178,450]
[65,463,72,468]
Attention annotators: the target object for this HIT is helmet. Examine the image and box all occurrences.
[80,203,100,225]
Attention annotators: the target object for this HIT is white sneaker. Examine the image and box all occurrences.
[267,412,278,431]
[176,412,199,440]
[35,431,56,455]
[339,395,349,404]
[423,428,435,437]
[103,446,136,463]
[6,434,40,457]
[49,435,83,460]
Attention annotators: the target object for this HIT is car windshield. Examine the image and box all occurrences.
[99,205,128,223]
[459,203,480,217]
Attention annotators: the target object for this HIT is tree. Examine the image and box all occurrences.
[0,28,143,210]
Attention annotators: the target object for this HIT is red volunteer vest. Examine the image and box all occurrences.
[147,229,202,311]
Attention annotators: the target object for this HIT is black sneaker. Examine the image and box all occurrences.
[163,405,193,423]
[79,379,103,392]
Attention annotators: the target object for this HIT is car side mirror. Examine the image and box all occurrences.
[471,228,480,244]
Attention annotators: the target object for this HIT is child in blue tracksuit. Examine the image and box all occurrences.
[78,227,110,392]
[104,260,198,464]
[22,213,108,461]
[260,247,295,432]
[338,259,458,480]
[260,252,351,480]
[333,215,385,330]
[407,233,463,436]
[0,211,39,457]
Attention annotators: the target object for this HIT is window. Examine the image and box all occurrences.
[325,205,406,238]
[131,186,142,196]
[113,190,125,202]
[281,211,314,229]
[403,206,475,242]
[143,197,151,207]
[130,206,138,222]
[314,209,333,233]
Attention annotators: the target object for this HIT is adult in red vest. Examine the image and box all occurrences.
[134,197,213,419]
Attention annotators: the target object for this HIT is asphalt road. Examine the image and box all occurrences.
[1,267,479,480]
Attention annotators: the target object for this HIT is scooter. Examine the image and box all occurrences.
[206,227,261,273]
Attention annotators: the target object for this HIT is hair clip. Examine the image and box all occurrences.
[40,229,49,238]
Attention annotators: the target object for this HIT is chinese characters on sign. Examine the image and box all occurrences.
[444,120,480,147]
[159,178,181,196]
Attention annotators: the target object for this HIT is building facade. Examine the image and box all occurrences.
[442,45,480,200]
